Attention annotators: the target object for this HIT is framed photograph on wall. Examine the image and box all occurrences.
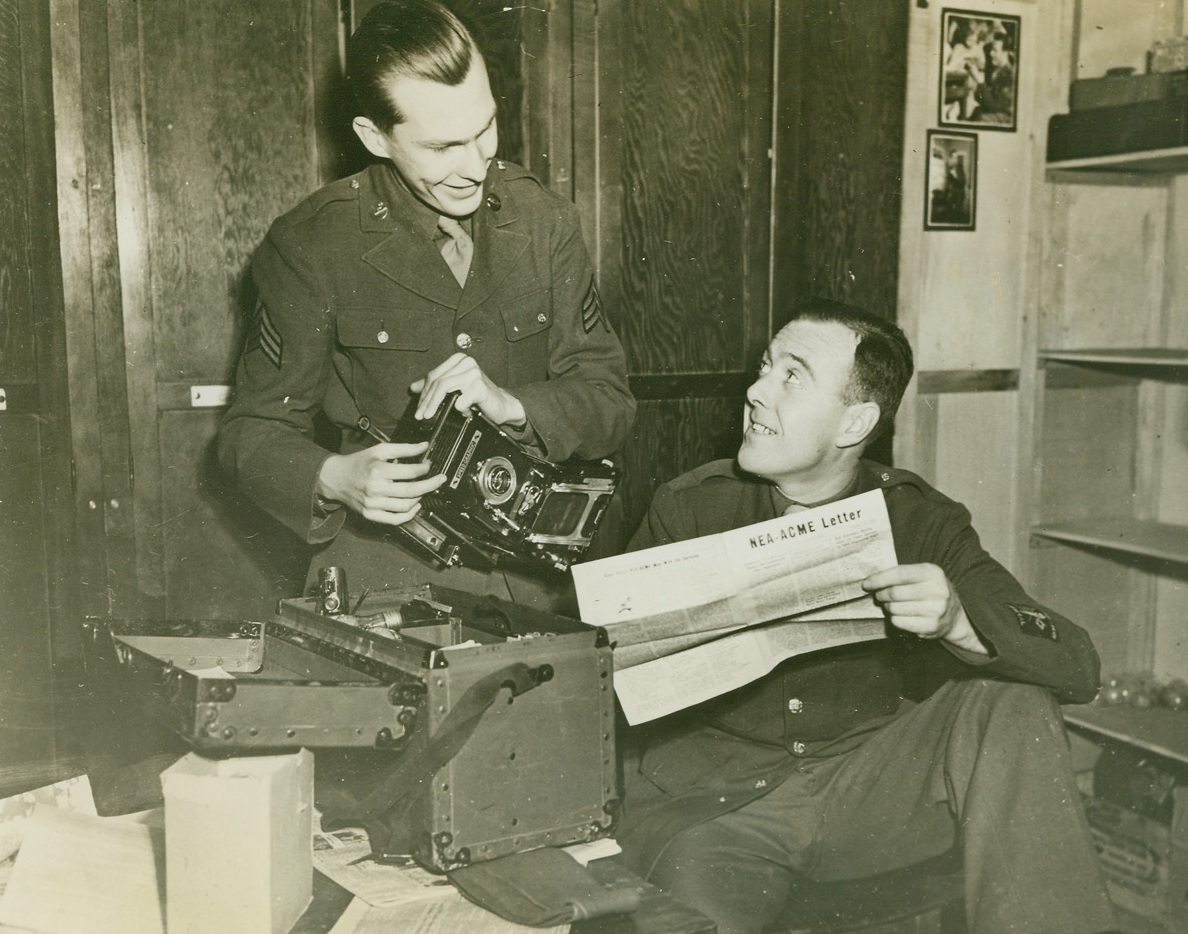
[939,8,1020,131]
[925,130,977,231]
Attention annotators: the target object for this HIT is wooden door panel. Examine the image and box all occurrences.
[621,398,745,527]
[2,0,78,779]
[0,418,52,671]
[109,0,339,616]
[139,1,326,382]
[613,0,770,377]
[582,0,774,544]
[773,0,908,323]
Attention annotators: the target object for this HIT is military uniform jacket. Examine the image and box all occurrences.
[618,458,1101,862]
[218,161,635,591]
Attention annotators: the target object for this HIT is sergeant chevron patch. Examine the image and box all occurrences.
[582,280,606,333]
[251,300,283,369]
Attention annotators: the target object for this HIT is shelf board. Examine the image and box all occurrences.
[1047,145,1188,176]
[1063,703,1188,767]
[1031,519,1188,565]
[1040,348,1188,367]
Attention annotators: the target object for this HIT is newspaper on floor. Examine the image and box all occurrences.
[328,892,569,934]
[0,804,165,934]
[573,488,897,723]
[312,827,458,909]
[0,773,99,900]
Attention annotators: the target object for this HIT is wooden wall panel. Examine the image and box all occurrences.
[580,0,773,549]
[1032,545,1138,676]
[773,0,907,324]
[934,390,1019,571]
[2,0,77,778]
[618,398,744,545]
[0,0,36,385]
[1053,184,1167,350]
[1037,379,1139,523]
[613,0,768,376]
[0,419,52,674]
[139,1,321,382]
[3,0,74,657]
[105,0,340,615]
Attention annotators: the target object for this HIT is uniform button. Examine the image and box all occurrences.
[485,192,502,212]
[376,330,389,344]
[455,332,473,350]
[787,698,804,714]
[881,472,891,481]
[536,312,547,323]
[792,741,806,755]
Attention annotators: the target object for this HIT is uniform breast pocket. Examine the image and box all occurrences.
[337,304,441,353]
[335,304,451,418]
[499,288,553,383]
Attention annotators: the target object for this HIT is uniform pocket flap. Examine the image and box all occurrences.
[499,289,553,342]
[337,305,438,351]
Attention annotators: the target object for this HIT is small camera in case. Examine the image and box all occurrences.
[360,392,619,573]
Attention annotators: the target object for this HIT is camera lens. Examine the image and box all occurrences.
[487,466,512,496]
[475,456,517,506]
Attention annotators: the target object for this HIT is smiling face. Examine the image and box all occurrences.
[738,319,877,498]
[353,56,498,218]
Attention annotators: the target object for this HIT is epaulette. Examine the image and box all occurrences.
[665,459,743,493]
[305,173,364,209]
[492,158,544,188]
[281,173,363,226]
[866,461,961,507]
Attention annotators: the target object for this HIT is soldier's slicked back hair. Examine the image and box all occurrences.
[347,0,478,134]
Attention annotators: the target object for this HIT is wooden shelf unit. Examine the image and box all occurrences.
[1032,519,1188,566]
[1039,348,1188,368]
[1046,145,1188,178]
[1033,93,1188,685]
[1033,352,1188,569]
[1064,703,1188,767]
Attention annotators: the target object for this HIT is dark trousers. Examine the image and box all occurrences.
[645,679,1116,934]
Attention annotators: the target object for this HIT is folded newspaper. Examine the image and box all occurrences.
[572,488,897,723]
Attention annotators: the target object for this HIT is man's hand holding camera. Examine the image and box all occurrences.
[316,440,446,525]
[316,354,525,527]
[411,352,528,428]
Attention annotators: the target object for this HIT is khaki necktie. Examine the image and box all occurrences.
[436,215,474,287]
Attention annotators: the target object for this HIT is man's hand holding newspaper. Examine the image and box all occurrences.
[572,489,897,724]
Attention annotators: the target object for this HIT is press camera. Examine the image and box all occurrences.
[361,392,618,573]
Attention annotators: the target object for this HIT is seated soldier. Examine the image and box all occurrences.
[618,299,1116,934]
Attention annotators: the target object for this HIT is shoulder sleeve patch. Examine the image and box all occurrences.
[1007,604,1059,641]
[582,279,607,333]
[248,300,283,369]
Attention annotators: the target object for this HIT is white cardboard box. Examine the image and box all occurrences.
[163,749,313,934]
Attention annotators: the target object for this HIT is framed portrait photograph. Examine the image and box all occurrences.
[925,130,977,231]
[939,8,1020,131]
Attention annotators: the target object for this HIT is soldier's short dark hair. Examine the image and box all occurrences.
[788,298,914,441]
[347,0,479,134]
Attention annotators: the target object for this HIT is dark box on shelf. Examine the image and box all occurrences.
[85,584,618,872]
[1047,97,1188,162]
[1070,72,1188,111]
